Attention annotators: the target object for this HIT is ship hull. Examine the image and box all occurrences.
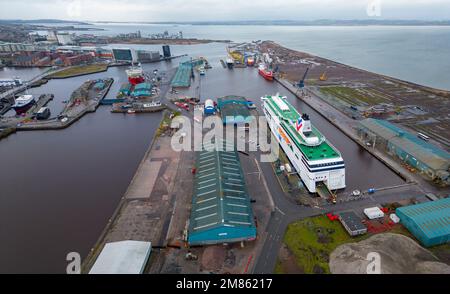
[258,69,273,81]
[13,100,35,115]
[128,76,145,85]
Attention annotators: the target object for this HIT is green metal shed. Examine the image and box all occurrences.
[396,198,450,247]
[188,141,257,246]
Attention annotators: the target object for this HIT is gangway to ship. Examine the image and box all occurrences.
[316,182,337,204]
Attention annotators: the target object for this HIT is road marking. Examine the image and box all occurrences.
[275,206,286,216]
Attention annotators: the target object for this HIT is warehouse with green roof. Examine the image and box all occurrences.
[359,118,450,186]
[188,141,257,246]
[131,82,153,97]
[217,95,254,125]
[396,198,450,247]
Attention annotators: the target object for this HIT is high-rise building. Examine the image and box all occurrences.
[112,48,137,62]
[162,45,171,58]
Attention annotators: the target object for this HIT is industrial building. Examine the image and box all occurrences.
[112,48,136,62]
[358,118,450,185]
[217,96,254,125]
[56,33,74,45]
[137,50,160,63]
[118,83,132,97]
[338,211,367,236]
[0,42,35,52]
[131,82,153,98]
[162,45,171,58]
[188,141,257,246]
[396,198,450,247]
[364,207,385,220]
[89,240,152,274]
[171,62,193,88]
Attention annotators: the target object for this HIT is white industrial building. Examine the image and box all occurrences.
[56,33,74,46]
[89,240,152,274]
[364,207,385,220]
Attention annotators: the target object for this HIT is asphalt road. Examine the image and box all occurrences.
[252,159,426,273]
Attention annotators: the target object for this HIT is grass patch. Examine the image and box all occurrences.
[48,64,108,78]
[320,86,387,106]
[282,215,368,273]
[274,261,284,274]
[156,111,181,137]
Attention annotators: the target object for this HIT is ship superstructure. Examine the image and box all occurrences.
[126,63,145,85]
[262,94,345,193]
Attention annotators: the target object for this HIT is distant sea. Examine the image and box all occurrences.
[35,23,450,90]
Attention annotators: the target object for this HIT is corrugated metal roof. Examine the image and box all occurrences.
[396,198,450,240]
[188,140,256,244]
[338,211,367,232]
[360,118,450,171]
[217,96,253,125]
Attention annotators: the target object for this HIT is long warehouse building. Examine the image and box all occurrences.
[188,141,257,246]
[396,197,450,247]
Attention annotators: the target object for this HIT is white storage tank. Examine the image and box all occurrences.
[204,99,215,115]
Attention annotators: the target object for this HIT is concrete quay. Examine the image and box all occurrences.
[81,115,184,273]
[0,78,113,137]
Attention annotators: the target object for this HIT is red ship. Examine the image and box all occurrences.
[258,64,273,81]
[126,64,145,85]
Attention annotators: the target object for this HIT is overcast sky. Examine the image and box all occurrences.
[0,0,449,22]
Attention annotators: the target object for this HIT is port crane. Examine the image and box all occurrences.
[294,67,310,96]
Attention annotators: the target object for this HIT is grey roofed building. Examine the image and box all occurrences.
[89,240,151,274]
[188,140,257,246]
[338,211,367,236]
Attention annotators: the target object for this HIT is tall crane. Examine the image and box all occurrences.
[294,67,310,96]
[297,67,310,89]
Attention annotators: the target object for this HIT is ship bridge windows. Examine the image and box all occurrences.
[308,161,344,168]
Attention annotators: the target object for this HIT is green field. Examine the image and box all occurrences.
[48,64,108,79]
[320,86,387,106]
[276,215,368,274]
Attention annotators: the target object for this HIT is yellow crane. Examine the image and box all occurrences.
[319,70,328,81]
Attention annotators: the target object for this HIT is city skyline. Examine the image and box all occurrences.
[1,0,450,22]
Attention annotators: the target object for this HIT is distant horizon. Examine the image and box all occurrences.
[2,18,450,26]
[1,0,450,23]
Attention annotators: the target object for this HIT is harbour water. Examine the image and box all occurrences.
[0,24,444,272]
[58,23,450,90]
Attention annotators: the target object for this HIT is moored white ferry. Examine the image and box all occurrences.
[261,94,346,193]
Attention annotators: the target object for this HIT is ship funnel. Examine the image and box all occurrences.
[302,113,312,134]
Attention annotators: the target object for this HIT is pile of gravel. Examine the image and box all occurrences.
[329,233,450,274]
